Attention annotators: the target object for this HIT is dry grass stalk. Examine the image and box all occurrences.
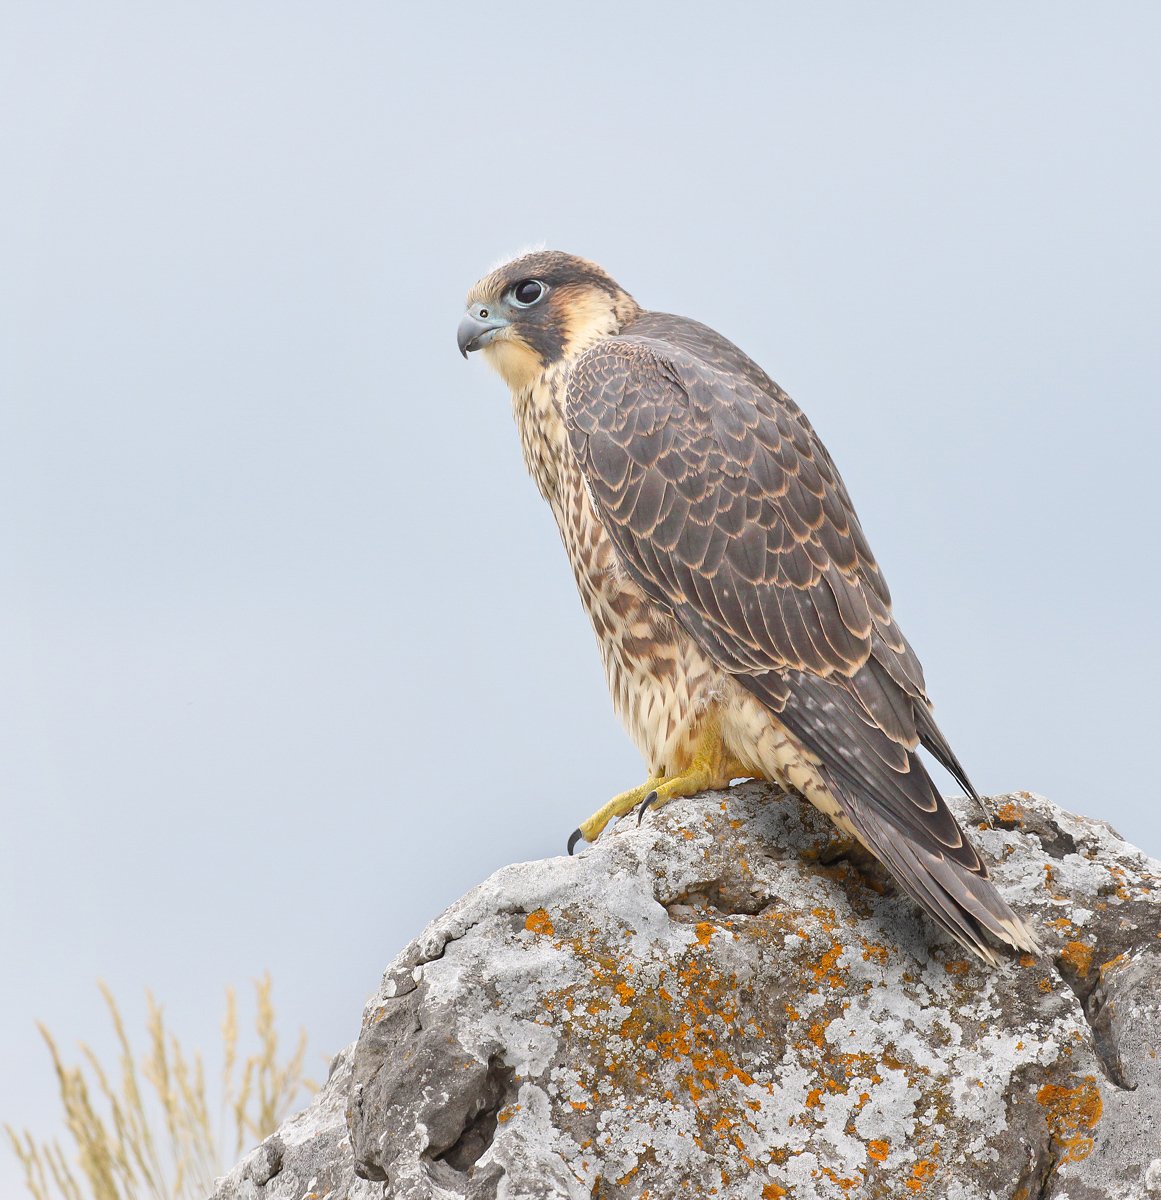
[5,975,315,1200]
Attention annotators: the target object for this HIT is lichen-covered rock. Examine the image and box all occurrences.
[211,786,1161,1199]
[211,1045,381,1200]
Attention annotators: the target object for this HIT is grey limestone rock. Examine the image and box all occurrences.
[211,785,1161,1199]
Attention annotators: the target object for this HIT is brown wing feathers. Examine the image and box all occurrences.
[565,313,1034,960]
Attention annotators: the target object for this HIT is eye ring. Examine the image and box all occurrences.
[510,279,546,307]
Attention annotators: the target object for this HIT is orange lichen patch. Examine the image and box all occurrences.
[903,1158,938,1192]
[1059,940,1093,977]
[1099,952,1128,979]
[867,1139,889,1162]
[1019,954,1038,969]
[809,941,846,990]
[1036,1076,1103,1164]
[497,1103,520,1124]
[524,908,555,937]
[1048,917,1074,931]
[703,1050,754,1085]
[1040,864,1067,902]
[549,915,781,1166]
[614,981,636,1005]
[880,1050,912,1075]
[811,905,839,933]
[1105,864,1133,901]
[995,799,1026,825]
[861,940,890,965]
[784,1009,920,1143]
[942,960,970,976]
[819,1164,860,1189]
[761,1184,787,1199]
[1037,977,1054,994]
[541,890,951,1190]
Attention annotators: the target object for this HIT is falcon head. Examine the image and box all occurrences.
[458,251,641,390]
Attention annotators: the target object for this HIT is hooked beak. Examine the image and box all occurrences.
[457,306,510,358]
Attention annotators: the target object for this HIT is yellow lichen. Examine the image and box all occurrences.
[819,1163,860,1189]
[524,908,554,937]
[904,1157,938,1192]
[809,941,846,990]
[1059,940,1093,978]
[1036,1076,1102,1164]
[995,800,1025,825]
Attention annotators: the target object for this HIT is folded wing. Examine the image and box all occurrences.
[565,315,1034,959]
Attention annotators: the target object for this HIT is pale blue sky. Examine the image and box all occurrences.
[2,3,1158,1186]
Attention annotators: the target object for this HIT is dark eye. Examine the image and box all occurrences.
[511,279,545,307]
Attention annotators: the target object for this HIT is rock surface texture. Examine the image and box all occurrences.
[212,786,1161,1199]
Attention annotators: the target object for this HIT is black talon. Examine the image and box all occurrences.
[567,828,583,856]
[636,790,660,826]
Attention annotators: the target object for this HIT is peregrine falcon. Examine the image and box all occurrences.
[458,251,1035,965]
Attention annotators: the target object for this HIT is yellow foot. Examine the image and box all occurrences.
[567,776,663,855]
[567,717,751,854]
